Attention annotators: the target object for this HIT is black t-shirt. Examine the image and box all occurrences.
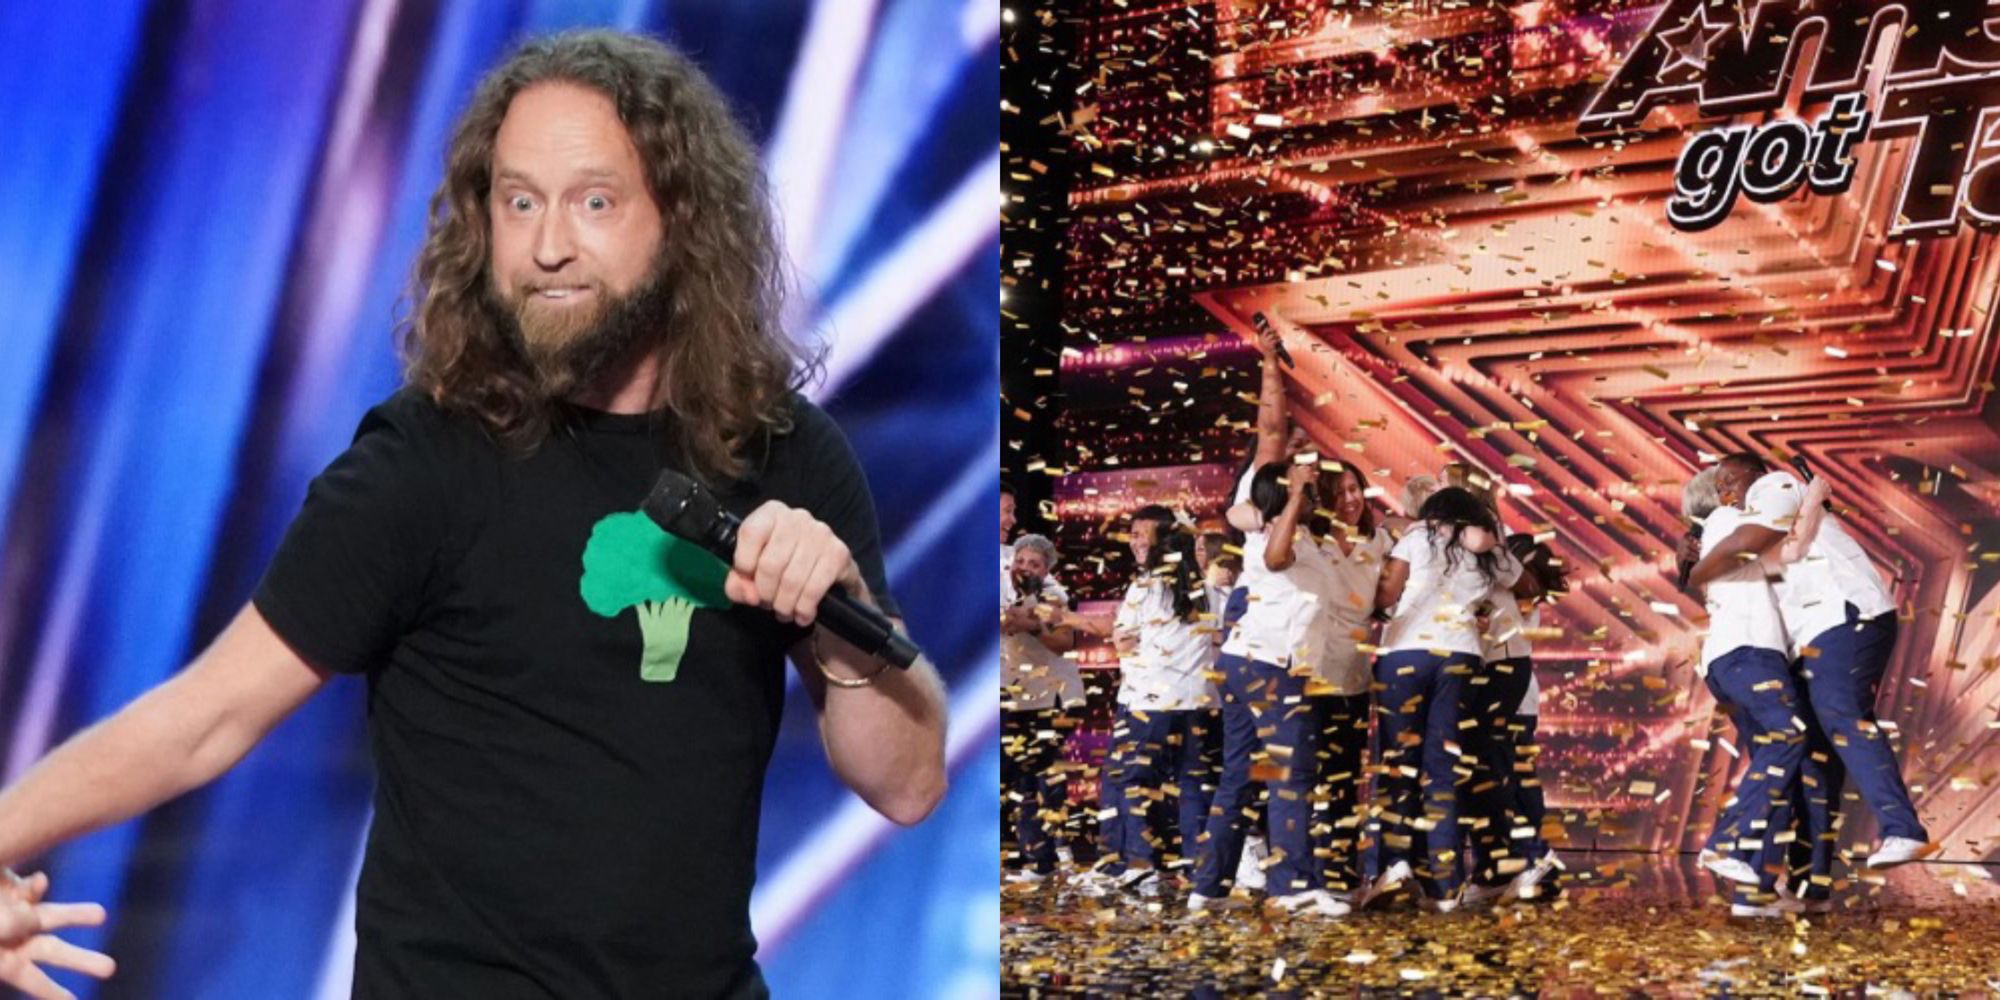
[253,388,899,999]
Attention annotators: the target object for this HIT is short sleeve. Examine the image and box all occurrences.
[789,402,901,622]
[1741,471,1803,531]
[1492,548,1523,589]
[1700,505,1741,559]
[1232,461,1257,505]
[252,393,453,675]
[1114,582,1146,632]
[1390,524,1429,565]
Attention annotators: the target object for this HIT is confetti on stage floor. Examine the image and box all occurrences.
[1002,855,2000,995]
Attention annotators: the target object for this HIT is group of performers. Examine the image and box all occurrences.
[1002,323,1933,919]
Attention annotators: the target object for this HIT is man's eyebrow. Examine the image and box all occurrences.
[493,166,626,186]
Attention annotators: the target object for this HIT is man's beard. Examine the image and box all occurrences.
[484,260,673,402]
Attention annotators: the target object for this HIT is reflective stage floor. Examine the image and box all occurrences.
[1001,854,2000,996]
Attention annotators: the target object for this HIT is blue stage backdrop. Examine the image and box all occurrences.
[0,1,997,996]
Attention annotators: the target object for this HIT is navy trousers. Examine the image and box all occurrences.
[1701,646,1808,893]
[1192,653,1319,897]
[1368,649,1481,898]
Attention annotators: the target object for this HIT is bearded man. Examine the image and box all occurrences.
[0,30,946,1000]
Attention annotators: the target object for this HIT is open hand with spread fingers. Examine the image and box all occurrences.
[1,869,115,1000]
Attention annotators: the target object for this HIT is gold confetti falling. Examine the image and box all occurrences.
[1003,864,2000,993]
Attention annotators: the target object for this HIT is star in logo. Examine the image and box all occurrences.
[1656,4,1737,79]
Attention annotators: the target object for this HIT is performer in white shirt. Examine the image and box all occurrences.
[1692,453,1933,885]
[1299,461,1392,902]
[1186,318,1349,918]
[1002,533,1083,882]
[1061,509,1219,897]
[1460,532,1567,906]
[1680,465,1810,917]
[1364,486,1537,911]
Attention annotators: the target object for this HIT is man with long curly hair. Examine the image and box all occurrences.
[0,30,947,999]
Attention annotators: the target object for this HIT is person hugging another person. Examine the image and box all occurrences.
[1185,316,1352,919]
[1461,532,1568,906]
[1688,452,1929,915]
[1679,464,1810,918]
[1363,485,1538,912]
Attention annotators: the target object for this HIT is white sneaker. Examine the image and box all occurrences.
[1458,881,1508,910]
[1234,835,1269,892]
[1004,868,1050,884]
[1510,855,1561,899]
[1730,903,1782,919]
[1423,895,1460,914]
[1117,868,1160,898]
[1269,889,1351,918]
[1701,853,1760,885]
[1362,860,1414,909]
[1186,890,1228,914]
[1071,867,1118,895]
[1866,837,1937,869]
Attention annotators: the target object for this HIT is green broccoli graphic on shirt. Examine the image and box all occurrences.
[579,511,732,682]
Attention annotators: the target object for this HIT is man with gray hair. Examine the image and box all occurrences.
[1002,533,1082,882]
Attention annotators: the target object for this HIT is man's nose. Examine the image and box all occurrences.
[532,211,578,270]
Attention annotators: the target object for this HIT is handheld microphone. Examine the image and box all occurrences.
[1676,523,1703,591]
[642,469,921,669]
[1251,312,1295,370]
[1788,455,1835,512]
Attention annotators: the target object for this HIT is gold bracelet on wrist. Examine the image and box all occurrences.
[812,630,891,688]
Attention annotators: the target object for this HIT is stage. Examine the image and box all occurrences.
[1002,856,2000,995]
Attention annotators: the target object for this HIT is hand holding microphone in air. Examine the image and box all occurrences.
[1251,312,1295,370]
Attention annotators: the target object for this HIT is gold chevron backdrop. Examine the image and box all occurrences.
[1037,0,2000,862]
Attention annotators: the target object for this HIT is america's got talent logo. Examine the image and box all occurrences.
[1579,0,2000,237]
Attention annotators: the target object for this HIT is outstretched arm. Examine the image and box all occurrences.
[0,604,330,997]
[0,604,331,871]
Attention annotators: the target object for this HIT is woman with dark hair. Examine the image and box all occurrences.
[1287,459,1390,902]
[1461,533,1569,905]
[1186,319,1355,919]
[1067,510,1220,898]
[1363,486,1538,911]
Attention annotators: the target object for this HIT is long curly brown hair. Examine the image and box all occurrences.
[400,30,817,483]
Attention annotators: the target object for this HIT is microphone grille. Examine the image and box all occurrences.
[642,468,712,539]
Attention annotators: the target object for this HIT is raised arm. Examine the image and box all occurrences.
[1252,322,1290,467]
[1226,500,1263,534]
[1766,477,1832,568]
[1263,462,1313,571]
